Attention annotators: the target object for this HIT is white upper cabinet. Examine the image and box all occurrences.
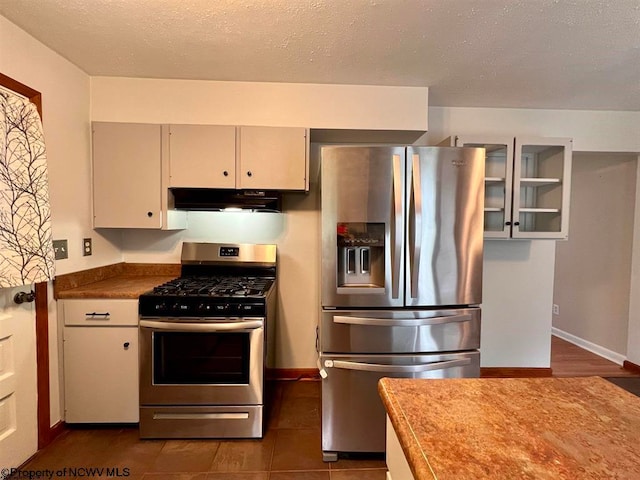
[167,124,309,191]
[454,135,572,239]
[93,122,309,228]
[168,124,237,189]
[512,137,572,239]
[238,126,309,191]
[92,122,186,230]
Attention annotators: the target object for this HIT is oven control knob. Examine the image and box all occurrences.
[197,303,212,313]
[154,302,167,312]
[214,304,229,313]
[172,303,188,313]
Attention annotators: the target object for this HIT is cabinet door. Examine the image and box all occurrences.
[92,122,162,228]
[238,126,308,190]
[512,137,572,239]
[63,327,139,423]
[456,135,514,238]
[168,124,237,188]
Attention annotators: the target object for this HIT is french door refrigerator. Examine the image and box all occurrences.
[319,145,485,461]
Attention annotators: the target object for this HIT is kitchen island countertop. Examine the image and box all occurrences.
[378,376,640,480]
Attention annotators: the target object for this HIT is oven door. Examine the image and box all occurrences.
[139,318,264,406]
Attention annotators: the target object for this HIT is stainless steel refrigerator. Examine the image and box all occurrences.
[319,145,485,461]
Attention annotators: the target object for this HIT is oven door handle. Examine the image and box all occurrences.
[329,358,471,373]
[139,319,263,332]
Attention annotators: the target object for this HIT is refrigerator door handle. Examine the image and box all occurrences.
[333,313,472,327]
[328,358,471,373]
[410,153,423,298]
[391,154,403,299]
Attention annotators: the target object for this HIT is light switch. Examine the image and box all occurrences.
[53,239,68,260]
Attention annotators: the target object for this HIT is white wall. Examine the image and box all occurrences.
[91,76,429,130]
[482,241,556,367]
[423,107,640,153]
[553,153,637,362]
[0,16,121,427]
[628,157,640,366]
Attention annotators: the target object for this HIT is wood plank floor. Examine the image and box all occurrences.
[551,335,640,377]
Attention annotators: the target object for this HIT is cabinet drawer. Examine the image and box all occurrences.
[62,299,138,326]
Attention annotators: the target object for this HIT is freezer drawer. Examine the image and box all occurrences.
[320,351,480,459]
[321,308,481,354]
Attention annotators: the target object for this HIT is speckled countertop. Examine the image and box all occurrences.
[54,262,180,299]
[378,377,640,480]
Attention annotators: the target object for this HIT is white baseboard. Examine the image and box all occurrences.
[552,327,626,366]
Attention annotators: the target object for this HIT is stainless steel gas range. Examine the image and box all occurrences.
[138,242,277,439]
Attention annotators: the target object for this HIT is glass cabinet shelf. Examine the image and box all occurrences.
[519,207,561,213]
[520,178,561,187]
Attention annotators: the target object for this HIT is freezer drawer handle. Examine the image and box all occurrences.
[329,358,471,373]
[139,319,264,332]
[333,313,472,327]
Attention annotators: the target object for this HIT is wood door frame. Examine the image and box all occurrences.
[0,72,56,449]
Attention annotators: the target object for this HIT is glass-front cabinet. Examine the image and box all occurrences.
[454,135,572,240]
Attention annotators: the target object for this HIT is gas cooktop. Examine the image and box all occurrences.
[150,276,274,298]
[139,242,277,318]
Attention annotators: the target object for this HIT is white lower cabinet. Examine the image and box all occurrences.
[386,416,415,480]
[62,299,139,423]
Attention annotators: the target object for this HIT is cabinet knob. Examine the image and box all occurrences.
[505,221,512,226]
[147,211,153,217]
[223,170,229,176]
[246,171,252,177]
[514,221,520,226]
[123,342,130,349]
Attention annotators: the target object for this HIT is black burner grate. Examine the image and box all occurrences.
[151,276,273,297]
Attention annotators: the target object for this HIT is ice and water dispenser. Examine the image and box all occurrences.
[336,222,385,292]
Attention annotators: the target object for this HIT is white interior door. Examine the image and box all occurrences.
[0,285,38,469]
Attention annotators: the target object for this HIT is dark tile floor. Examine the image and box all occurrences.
[604,377,640,397]
[21,380,387,480]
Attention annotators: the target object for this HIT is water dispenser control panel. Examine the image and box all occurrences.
[337,223,385,289]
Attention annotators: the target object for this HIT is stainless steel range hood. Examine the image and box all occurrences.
[171,188,282,212]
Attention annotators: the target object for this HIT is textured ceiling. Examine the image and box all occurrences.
[1,0,639,111]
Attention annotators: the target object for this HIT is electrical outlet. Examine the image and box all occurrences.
[53,239,68,260]
[553,304,560,315]
[83,237,92,256]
